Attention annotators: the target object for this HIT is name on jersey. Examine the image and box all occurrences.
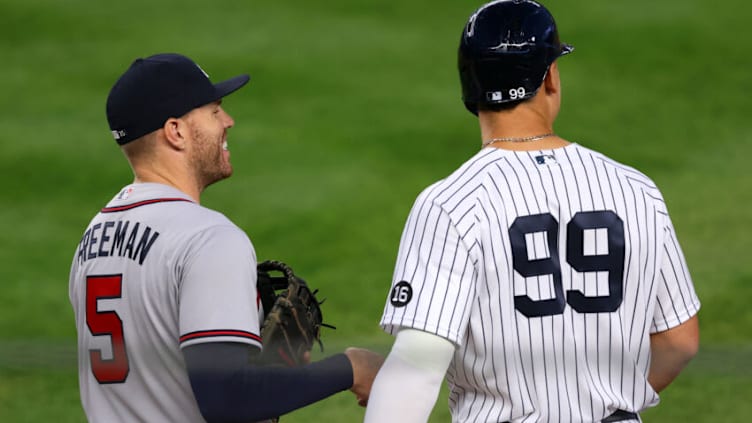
[76,220,159,265]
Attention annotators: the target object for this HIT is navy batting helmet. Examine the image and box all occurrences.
[458,0,573,115]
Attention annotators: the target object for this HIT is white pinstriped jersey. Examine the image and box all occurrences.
[380,144,700,423]
[69,183,262,423]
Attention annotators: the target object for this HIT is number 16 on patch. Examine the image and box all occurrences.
[390,281,413,307]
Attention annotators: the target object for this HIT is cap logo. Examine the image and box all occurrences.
[112,129,127,140]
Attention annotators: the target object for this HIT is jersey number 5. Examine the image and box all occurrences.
[86,274,130,383]
[509,210,625,317]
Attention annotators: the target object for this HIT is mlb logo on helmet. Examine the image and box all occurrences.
[488,91,503,101]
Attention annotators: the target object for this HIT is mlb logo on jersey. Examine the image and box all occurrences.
[535,154,557,165]
[116,186,134,200]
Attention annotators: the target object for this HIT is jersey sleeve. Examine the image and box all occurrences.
[380,192,476,346]
[650,216,701,333]
[178,225,262,349]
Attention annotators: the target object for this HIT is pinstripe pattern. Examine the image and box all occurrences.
[380,144,700,422]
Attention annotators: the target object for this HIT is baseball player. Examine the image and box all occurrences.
[364,1,700,422]
[69,53,382,422]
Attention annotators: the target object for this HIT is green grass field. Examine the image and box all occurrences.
[1,0,750,421]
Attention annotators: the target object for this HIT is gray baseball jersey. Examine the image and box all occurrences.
[69,183,261,422]
[380,143,700,422]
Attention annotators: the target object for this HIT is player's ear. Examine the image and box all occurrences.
[162,117,188,151]
[544,62,560,95]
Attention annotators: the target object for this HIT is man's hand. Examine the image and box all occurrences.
[344,347,385,407]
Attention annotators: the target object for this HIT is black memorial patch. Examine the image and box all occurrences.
[390,281,413,307]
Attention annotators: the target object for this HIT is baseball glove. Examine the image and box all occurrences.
[255,260,332,367]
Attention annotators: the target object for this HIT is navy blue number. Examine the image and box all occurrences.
[509,211,625,317]
[566,211,625,313]
[509,214,566,317]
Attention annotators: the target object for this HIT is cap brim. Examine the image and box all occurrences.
[214,74,250,99]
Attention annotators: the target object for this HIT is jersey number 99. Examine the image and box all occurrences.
[509,211,625,317]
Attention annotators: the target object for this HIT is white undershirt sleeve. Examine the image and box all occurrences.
[364,328,455,423]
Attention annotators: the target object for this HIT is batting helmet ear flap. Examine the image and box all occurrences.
[458,0,573,115]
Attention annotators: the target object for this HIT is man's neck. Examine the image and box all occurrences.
[132,171,201,203]
[477,106,568,151]
[482,136,570,151]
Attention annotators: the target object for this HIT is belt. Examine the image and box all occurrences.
[498,409,639,423]
[602,409,639,422]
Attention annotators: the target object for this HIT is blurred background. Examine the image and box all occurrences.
[0,0,750,421]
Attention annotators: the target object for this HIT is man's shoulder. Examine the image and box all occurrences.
[99,183,243,235]
[411,149,501,214]
[573,144,660,191]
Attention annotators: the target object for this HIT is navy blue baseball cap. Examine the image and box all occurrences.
[106,53,250,145]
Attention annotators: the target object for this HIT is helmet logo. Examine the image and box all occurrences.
[486,87,527,102]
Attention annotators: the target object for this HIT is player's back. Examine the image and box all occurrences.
[68,183,251,422]
[398,143,698,422]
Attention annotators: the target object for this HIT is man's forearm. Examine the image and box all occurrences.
[364,329,454,423]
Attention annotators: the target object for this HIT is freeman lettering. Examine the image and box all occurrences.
[77,220,159,265]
